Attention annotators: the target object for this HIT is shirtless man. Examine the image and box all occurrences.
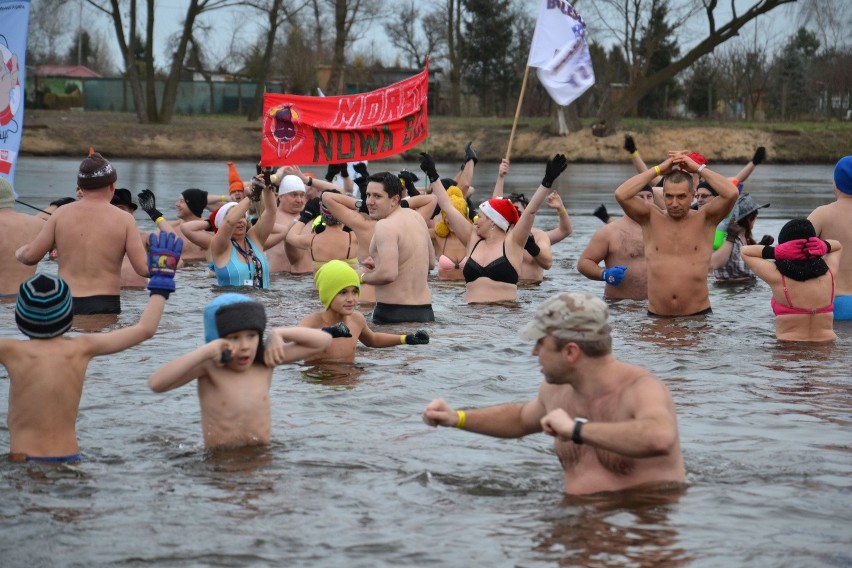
[615,151,737,316]
[346,171,434,324]
[265,175,312,274]
[15,153,149,314]
[423,292,685,495]
[0,179,45,295]
[808,155,852,320]
[577,187,654,300]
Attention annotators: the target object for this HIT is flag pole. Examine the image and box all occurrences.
[505,65,531,162]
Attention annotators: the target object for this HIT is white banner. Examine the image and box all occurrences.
[0,0,29,189]
[528,0,595,107]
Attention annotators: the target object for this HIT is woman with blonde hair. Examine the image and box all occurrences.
[741,218,842,342]
[433,184,472,281]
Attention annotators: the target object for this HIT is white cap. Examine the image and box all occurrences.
[279,175,306,195]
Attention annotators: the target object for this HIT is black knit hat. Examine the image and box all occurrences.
[776,218,828,282]
[181,188,208,217]
[78,152,118,190]
[15,274,74,339]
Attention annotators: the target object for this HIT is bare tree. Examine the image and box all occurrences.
[386,1,445,68]
[27,0,74,66]
[798,0,852,52]
[587,0,796,135]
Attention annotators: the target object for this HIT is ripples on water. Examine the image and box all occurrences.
[0,159,850,566]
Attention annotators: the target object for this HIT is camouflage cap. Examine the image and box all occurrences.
[519,292,610,342]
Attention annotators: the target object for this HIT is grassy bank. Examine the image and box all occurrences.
[20,110,851,164]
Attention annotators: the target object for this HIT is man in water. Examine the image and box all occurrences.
[614,151,737,316]
[422,292,685,495]
[347,171,434,324]
[15,152,149,314]
[577,186,653,300]
[0,179,45,296]
[808,155,852,320]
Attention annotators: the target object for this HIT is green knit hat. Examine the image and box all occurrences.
[314,260,360,310]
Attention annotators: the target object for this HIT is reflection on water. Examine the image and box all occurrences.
[0,158,848,566]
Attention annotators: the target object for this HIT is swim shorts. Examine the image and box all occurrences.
[834,294,852,320]
[9,453,82,463]
[372,302,435,324]
[648,306,712,317]
[73,295,121,315]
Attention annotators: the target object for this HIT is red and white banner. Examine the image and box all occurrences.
[0,0,30,185]
[528,0,595,107]
[261,65,429,167]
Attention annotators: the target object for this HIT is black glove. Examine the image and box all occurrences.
[300,197,322,224]
[50,196,76,208]
[524,234,541,257]
[541,154,568,188]
[322,322,352,338]
[339,165,350,178]
[752,147,766,165]
[593,204,610,224]
[402,330,429,345]
[725,221,740,243]
[248,176,265,202]
[623,135,637,155]
[418,152,440,184]
[324,163,342,182]
[463,141,478,166]
[353,162,369,179]
[137,189,164,222]
[759,234,774,247]
[399,170,420,196]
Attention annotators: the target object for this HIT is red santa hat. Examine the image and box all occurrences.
[478,198,519,231]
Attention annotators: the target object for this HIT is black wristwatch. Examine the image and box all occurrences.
[572,417,588,444]
[354,199,363,209]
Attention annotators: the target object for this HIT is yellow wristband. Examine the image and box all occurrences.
[400,334,406,345]
[220,195,227,203]
[154,216,165,224]
[456,410,466,429]
[653,165,662,177]
[631,150,639,158]
[558,207,567,216]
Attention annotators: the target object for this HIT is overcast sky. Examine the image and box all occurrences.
[61,0,837,74]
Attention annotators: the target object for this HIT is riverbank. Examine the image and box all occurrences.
[20,110,851,163]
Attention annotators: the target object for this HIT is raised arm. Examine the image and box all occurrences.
[211,197,252,257]
[180,219,214,249]
[733,147,765,185]
[247,177,278,248]
[419,153,475,245]
[673,152,738,225]
[491,158,510,198]
[511,154,567,248]
[148,341,225,392]
[320,191,372,234]
[615,156,675,224]
[544,191,573,245]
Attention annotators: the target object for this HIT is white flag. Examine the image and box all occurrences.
[527,0,595,106]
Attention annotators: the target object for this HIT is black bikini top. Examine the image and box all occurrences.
[462,240,519,285]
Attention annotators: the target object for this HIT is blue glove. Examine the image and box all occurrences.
[147,231,183,298]
[601,265,627,286]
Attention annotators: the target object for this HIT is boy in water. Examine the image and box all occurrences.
[1,232,182,463]
[298,260,430,363]
[148,294,339,449]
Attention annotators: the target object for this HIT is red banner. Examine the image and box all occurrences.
[260,65,429,167]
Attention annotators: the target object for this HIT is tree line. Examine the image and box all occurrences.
[26,0,851,135]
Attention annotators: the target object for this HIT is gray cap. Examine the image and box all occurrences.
[519,292,610,342]
[734,193,769,222]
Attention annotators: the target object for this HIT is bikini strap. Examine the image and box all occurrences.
[310,233,317,261]
[780,273,794,307]
[346,231,352,259]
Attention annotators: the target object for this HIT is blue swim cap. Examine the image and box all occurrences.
[203,293,266,343]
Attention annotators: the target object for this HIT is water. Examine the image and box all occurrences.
[1,158,850,567]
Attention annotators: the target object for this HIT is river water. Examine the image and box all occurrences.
[1,157,849,567]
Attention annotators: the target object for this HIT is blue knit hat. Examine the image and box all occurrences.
[203,293,266,343]
[16,274,74,339]
[833,156,852,195]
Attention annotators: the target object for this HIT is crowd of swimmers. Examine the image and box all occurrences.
[0,142,849,496]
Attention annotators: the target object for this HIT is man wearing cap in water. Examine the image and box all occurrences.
[266,174,313,274]
[808,156,852,320]
[0,179,45,295]
[615,150,738,316]
[15,152,151,315]
[1,233,181,463]
[423,292,685,495]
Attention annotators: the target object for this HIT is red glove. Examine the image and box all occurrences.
[774,239,809,261]
[804,237,829,258]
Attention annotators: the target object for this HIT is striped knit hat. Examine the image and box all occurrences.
[15,274,74,339]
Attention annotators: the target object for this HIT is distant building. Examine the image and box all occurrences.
[26,65,102,110]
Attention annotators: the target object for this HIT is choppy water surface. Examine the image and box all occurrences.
[1,158,849,567]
